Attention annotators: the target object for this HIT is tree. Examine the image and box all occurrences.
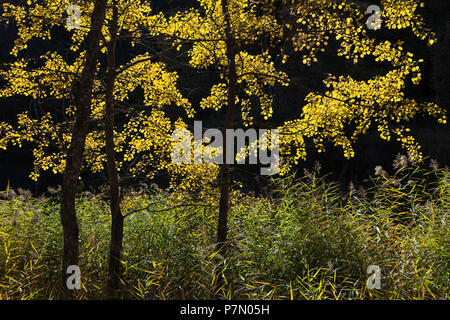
[159,0,289,293]
[274,0,446,172]
[104,0,122,295]
[0,0,192,297]
[60,0,108,299]
[158,0,446,295]
[0,0,110,298]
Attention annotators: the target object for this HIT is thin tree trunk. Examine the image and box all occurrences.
[60,0,108,299]
[215,0,237,295]
[104,0,124,297]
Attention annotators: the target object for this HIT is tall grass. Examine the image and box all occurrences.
[0,158,449,299]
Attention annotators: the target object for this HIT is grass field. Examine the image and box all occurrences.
[0,160,449,299]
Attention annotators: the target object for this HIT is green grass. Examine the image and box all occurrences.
[0,160,449,299]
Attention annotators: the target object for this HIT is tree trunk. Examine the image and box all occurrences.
[104,0,124,297]
[215,0,237,295]
[59,0,108,299]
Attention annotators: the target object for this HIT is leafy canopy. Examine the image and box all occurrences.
[0,0,193,186]
[0,0,447,189]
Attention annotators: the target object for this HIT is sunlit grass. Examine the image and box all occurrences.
[0,159,449,299]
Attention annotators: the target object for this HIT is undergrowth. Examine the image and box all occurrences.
[0,157,449,299]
